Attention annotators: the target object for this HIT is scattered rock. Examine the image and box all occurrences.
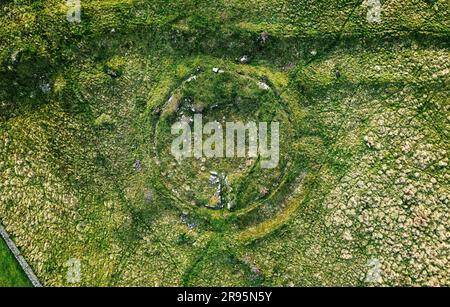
[144,191,153,203]
[180,213,196,229]
[182,96,194,106]
[133,159,143,172]
[106,68,119,78]
[239,55,250,64]
[259,187,269,197]
[152,107,161,115]
[187,75,197,82]
[364,135,375,148]
[39,82,51,93]
[227,201,236,211]
[11,50,19,64]
[210,173,219,185]
[180,213,188,224]
[258,81,270,91]
[260,31,269,44]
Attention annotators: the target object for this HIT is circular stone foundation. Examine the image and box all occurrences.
[151,65,303,228]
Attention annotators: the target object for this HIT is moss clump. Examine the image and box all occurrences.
[94,113,115,128]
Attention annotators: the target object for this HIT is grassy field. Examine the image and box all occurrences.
[0,238,31,287]
[0,0,448,286]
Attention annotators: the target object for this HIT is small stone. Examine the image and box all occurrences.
[210,175,219,185]
[106,69,119,78]
[182,96,194,106]
[227,201,236,210]
[133,159,143,172]
[364,135,375,148]
[144,191,153,203]
[39,82,51,93]
[212,67,219,73]
[239,55,250,64]
[258,81,270,91]
[152,107,161,115]
[11,50,19,64]
[259,187,269,196]
[260,31,269,43]
[187,75,197,82]
[180,213,188,223]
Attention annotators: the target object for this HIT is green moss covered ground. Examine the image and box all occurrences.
[0,0,448,286]
[0,238,31,287]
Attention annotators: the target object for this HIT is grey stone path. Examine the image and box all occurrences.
[0,223,42,287]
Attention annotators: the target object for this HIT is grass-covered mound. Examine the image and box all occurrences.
[0,0,448,286]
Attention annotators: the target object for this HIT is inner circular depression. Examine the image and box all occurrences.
[153,67,296,215]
